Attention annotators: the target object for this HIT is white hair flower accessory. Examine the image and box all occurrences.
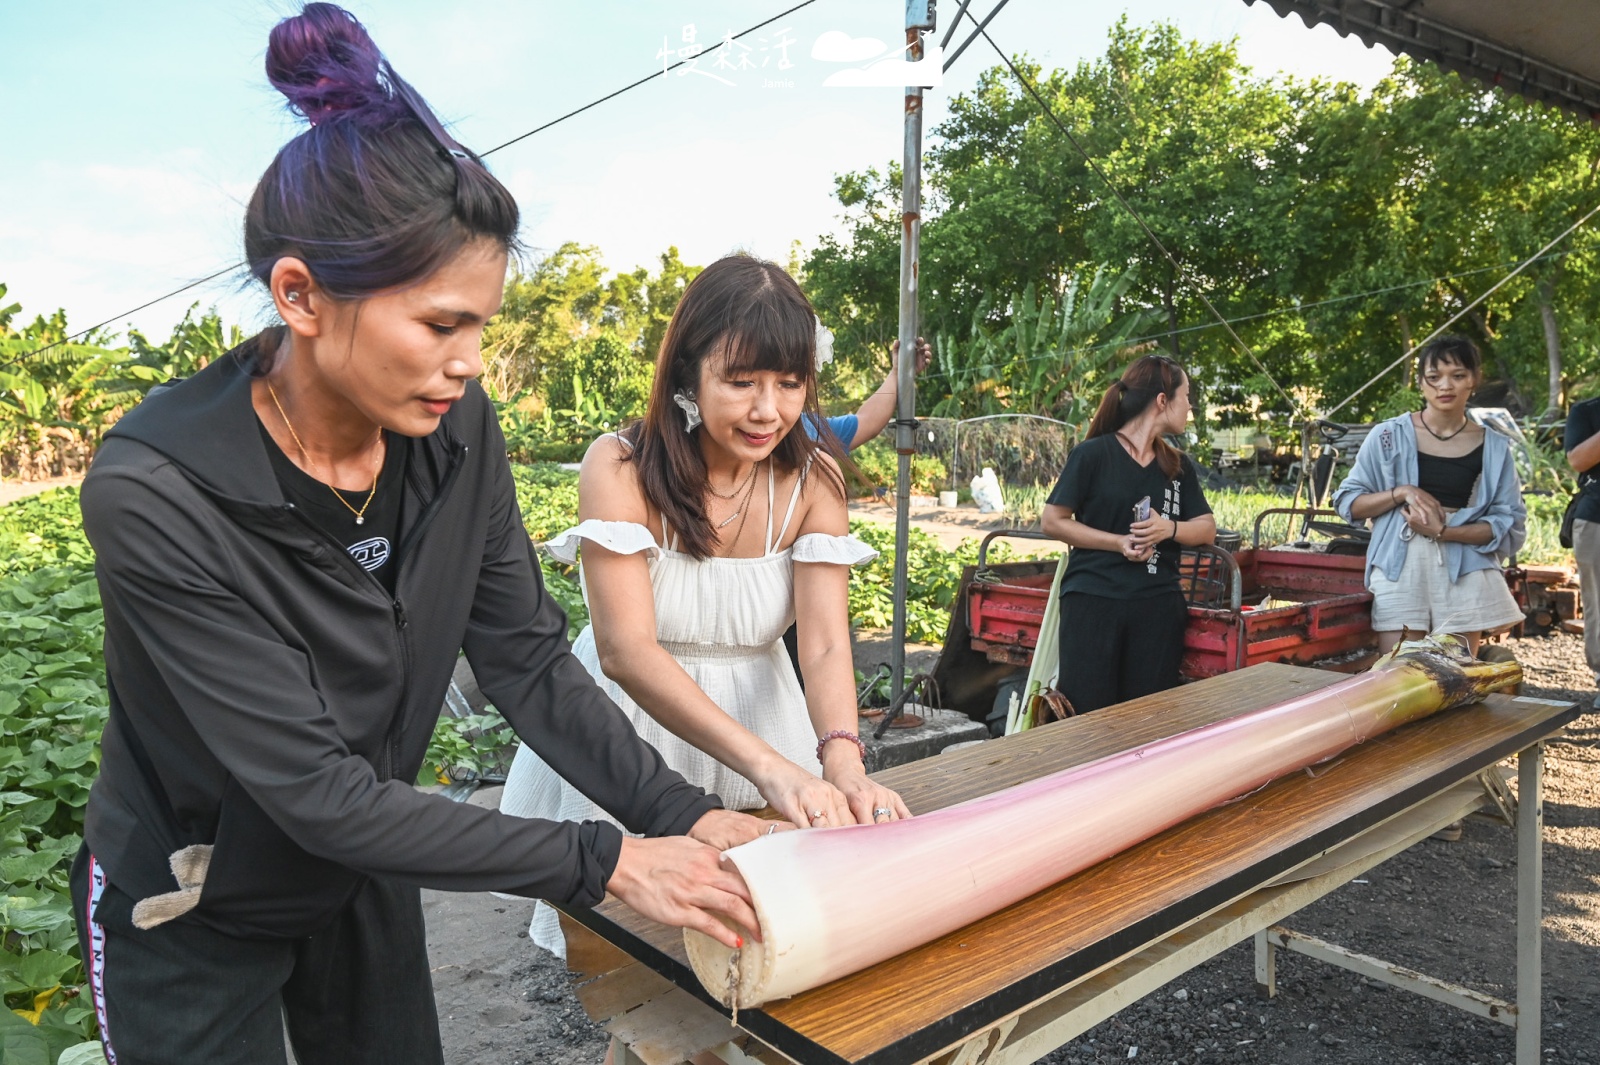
[672,389,702,432]
[814,316,835,372]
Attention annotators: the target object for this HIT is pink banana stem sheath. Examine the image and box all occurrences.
[684,637,1518,1007]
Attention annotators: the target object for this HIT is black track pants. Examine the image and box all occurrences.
[1056,590,1188,715]
[71,846,443,1065]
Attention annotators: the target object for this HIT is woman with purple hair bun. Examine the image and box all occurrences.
[71,6,766,1063]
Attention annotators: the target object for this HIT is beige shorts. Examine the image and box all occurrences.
[1368,536,1524,634]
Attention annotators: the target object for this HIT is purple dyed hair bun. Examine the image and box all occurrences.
[267,3,403,126]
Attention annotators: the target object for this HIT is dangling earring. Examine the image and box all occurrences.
[673,390,701,432]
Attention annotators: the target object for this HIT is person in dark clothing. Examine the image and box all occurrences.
[72,7,764,1064]
[1041,355,1216,714]
[1564,395,1600,700]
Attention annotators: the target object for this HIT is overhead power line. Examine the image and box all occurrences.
[907,246,1590,390]
[0,264,243,369]
[3,0,823,371]
[966,9,1302,418]
[480,0,820,157]
[1320,201,1600,418]
[942,0,1011,74]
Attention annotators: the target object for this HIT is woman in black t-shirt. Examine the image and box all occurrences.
[1042,355,1216,714]
[1566,394,1600,695]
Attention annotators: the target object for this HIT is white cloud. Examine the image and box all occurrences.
[822,48,944,88]
[0,153,262,339]
[811,30,889,64]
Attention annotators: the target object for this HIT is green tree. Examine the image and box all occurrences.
[541,331,654,425]
[804,21,1600,425]
[481,244,701,401]
[807,21,1309,420]
[924,267,1156,425]
[0,290,122,478]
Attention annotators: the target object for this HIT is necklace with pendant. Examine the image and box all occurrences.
[716,462,761,532]
[1419,410,1469,442]
[267,382,382,525]
[708,461,759,501]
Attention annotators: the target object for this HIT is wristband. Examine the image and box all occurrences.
[816,730,867,763]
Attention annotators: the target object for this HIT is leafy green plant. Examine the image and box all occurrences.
[923,271,1154,427]
[510,463,588,639]
[0,289,242,484]
[849,441,948,496]
[542,333,653,429]
[0,490,92,578]
[846,521,1009,643]
[419,713,518,786]
[0,564,106,1048]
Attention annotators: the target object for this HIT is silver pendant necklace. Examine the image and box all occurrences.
[715,462,761,531]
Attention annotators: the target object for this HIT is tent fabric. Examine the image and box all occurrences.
[1244,0,1600,120]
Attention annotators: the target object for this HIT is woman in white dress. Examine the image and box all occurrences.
[500,255,911,955]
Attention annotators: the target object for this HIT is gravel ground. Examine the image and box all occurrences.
[427,631,1600,1065]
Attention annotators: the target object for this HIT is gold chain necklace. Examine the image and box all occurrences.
[267,383,382,526]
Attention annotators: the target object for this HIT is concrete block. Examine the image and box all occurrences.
[862,705,989,772]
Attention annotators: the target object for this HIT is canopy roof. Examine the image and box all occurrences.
[1244,0,1600,119]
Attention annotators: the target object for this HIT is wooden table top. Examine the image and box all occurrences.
[562,663,1580,1065]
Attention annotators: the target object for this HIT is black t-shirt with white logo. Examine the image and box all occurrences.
[1046,434,1212,600]
[259,420,407,595]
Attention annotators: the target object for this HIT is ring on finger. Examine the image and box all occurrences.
[872,806,892,822]
[765,823,778,836]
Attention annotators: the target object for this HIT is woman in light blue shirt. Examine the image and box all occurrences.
[1332,336,1525,655]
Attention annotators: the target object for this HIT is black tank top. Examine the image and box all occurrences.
[1416,443,1483,509]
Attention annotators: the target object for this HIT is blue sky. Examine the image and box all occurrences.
[1,1,1397,342]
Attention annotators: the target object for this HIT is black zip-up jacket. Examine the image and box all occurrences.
[79,332,719,939]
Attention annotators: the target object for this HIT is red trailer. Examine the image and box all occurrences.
[931,510,1380,730]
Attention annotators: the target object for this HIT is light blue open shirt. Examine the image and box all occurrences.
[1332,413,1526,587]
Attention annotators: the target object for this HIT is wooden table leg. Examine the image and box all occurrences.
[1253,928,1277,1000]
[611,1035,643,1065]
[1516,741,1544,1065]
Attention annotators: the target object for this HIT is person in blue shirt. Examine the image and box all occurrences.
[788,335,929,685]
[803,337,931,452]
[1333,336,1525,656]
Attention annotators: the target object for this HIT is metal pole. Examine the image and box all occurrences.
[891,1,935,710]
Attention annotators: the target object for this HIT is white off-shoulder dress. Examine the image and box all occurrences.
[498,457,877,956]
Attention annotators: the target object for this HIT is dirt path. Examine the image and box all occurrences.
[849,498,1061,556]
[426,631,1600,1065]
[0,475,82,506]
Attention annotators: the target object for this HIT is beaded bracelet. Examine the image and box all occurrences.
[816,729,867,763]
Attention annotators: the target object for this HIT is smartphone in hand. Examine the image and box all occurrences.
[1133,495,1152,524]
